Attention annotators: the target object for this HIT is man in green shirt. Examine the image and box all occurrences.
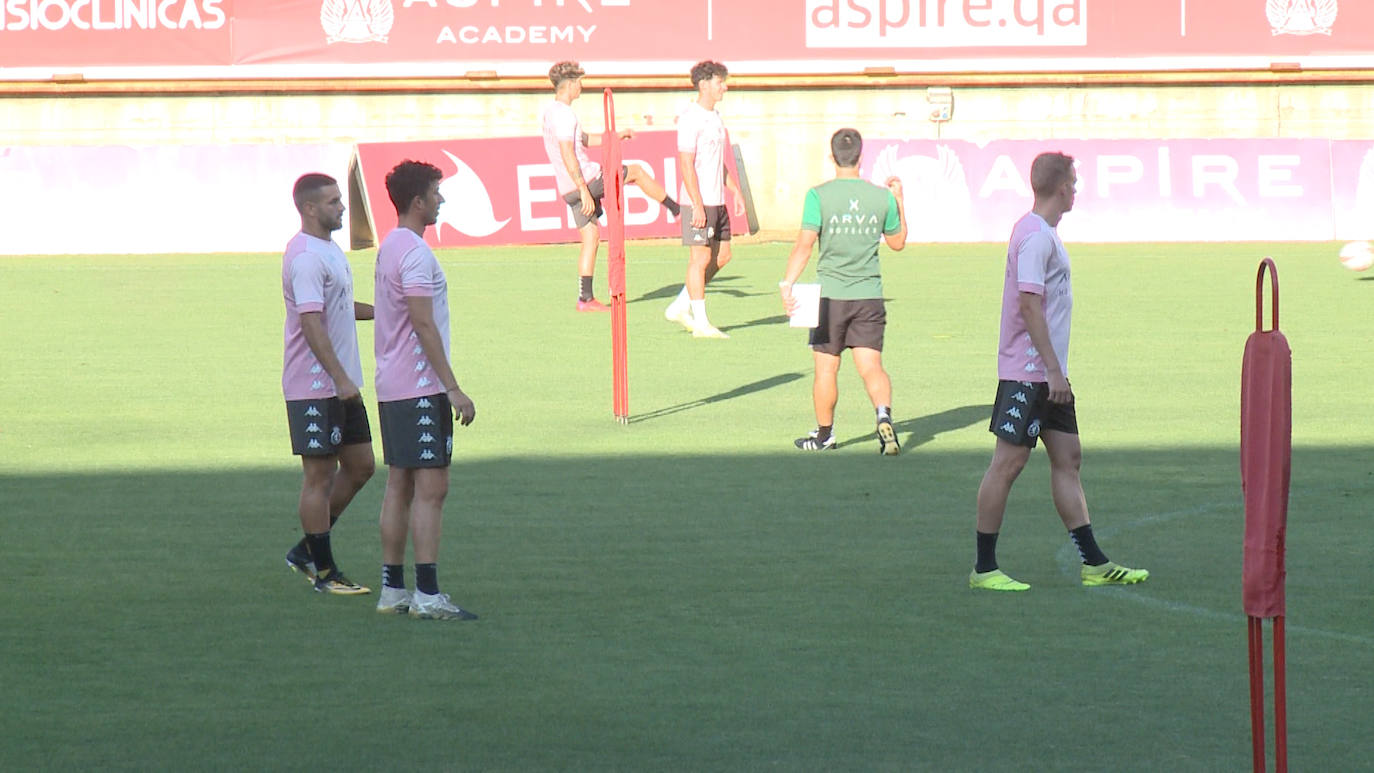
[780,128,907,454]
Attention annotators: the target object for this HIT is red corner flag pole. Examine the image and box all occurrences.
[602,88,629,423]
[1240,257,1291,773]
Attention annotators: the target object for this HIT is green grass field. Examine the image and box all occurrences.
[1,240,1370,771]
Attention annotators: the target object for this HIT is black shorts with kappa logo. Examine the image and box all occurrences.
[286,397,372,456]
[378,393,453,468]
[680,204,731,246]
[988,380,1078,448]
[809,298,886,355]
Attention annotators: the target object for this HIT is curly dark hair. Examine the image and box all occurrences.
[385,160,443,216]
[690,60,728,88]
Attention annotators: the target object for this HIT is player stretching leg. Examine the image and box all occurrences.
[540,61,681,312]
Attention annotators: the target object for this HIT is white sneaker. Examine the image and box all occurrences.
[375,586,412,615]
[408,590,478,621]
[691,323,729,339]
[664,303,694,330]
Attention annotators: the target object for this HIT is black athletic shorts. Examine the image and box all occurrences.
[378,393,453,468]
[680,204,731,246]
[286,396,371,456]
[988,380,1078,448]
[809,298,886,355]
[563,166,629,228]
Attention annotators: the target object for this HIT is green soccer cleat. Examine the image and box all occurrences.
[1081,561,1149,586]
[968,568,1030,591]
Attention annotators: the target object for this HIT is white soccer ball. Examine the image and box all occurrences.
[1339,240,1374,271]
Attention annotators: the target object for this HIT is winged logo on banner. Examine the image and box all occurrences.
[321,0,395,44]
[1267,0,1338,36]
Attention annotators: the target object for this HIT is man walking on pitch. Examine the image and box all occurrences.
[780,129,906,455]
[664,60,746,339]
[281,172,374,595]
[541,60,680,312]
[970,151,1149,591]
[372,160,479,620]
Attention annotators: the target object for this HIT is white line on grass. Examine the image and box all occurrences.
[1055,501,1373,647]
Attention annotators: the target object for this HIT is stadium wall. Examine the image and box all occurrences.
[4,80,1374,251]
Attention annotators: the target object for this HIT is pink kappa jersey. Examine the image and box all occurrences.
[541,99,600,196]
[373,227,451,402]
[677,101,727,206]
[281,232,363,400]
[997,212,1073,382]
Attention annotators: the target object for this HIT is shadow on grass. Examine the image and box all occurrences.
[836,403,991,450]
[630,275,768,304]
[631,371,805,423]
[1,445,1370,770]
[719,314,790,333]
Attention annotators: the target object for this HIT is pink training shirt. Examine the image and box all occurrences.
[998,212,1073,382]
[677,101,727,206]
[541,100,600,197]
[281,232,363,400]
[373,227,451,402]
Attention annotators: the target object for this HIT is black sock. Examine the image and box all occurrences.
[305,531,335,576]
[975,531,999,573]
[415,563,439,595]
[876,405,891,422]
[815,425,833,442]
[382,564,406,590]
[579,275,594,302]
[296,514,340,557]
[1070,524,1109,566]
[662,196,681,216]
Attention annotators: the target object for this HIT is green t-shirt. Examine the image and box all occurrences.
[801,178,901,300]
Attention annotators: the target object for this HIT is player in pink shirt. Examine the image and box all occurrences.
[281,172,375,596]
[663,60,747,339]
[372,160,478,620]
[541,61,679,312]
[971,152,1150,592]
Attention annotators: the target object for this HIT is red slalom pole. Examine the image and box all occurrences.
[1240,257,1291,773]
[602,88,629,423]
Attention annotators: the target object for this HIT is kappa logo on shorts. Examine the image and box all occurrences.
[331,426,343,445]
[307,439,324,449]
[1004,406,1022,419]
[306,422,322,434]
[305,406,322,417]
[416,398,432,408]
[417,415,435,426]
[1012,391,1028,404]
[999,421,1016,434]
[419,449,436,461]
[419,432,435,443]
[1027,419,1041,438]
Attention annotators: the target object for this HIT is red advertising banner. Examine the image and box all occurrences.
[1,0,1372,77]
[860,138,1357,242]
[353,130,749,248]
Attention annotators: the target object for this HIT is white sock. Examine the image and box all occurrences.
[690,299,708,326]
[667,287,690,311]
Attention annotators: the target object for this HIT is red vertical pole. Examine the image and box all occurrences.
[1248,617,1266,773]
[602,88,629,422]
[1273,616,1287,773]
